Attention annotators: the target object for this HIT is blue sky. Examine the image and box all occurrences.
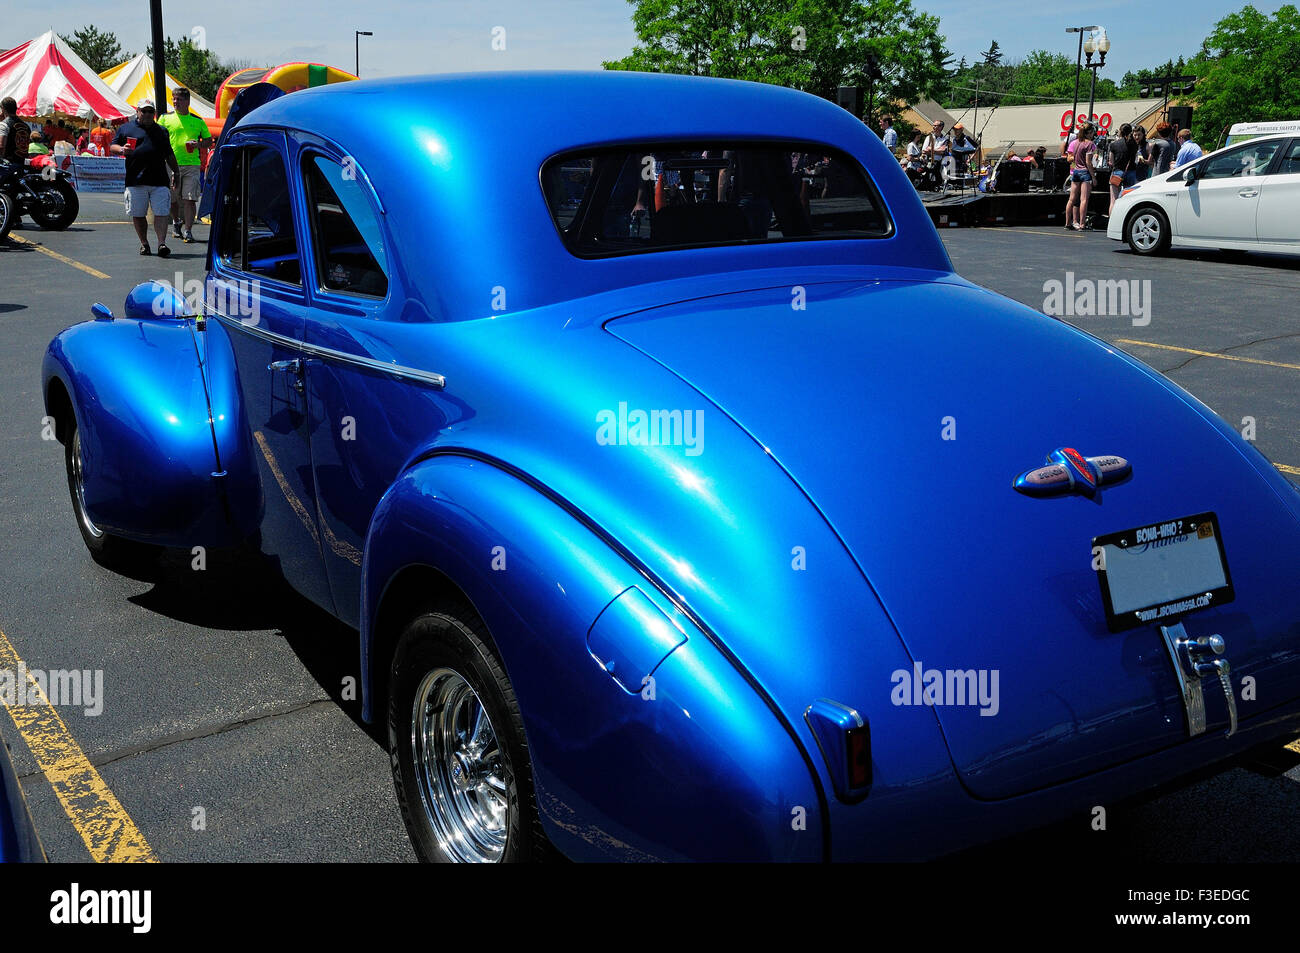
[6,1,1288,83]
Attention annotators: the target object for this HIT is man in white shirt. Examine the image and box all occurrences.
[922,121,950,160]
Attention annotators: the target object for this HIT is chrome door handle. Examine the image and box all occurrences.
[268,358,305,393]
[1238,188,1258,197]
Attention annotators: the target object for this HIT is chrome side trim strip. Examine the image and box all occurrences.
[210,309,446,389]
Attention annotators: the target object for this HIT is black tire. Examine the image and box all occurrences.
[30,177,79,230]
[0,192,15,241]
[388,602,545,862]
[63,417,157,571]
[1124,205,1171,256]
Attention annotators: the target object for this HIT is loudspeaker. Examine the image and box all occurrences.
[1039,156,1069,191]
[1167,106,1193,133]
[836,86,864,118]
[995,159,1030,193]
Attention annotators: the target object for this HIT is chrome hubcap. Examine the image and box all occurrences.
[70,430,103,539]
[411,667,508,862]
[1132,213,1160,250]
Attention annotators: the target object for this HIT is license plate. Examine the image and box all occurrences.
[1093,512,1234,632]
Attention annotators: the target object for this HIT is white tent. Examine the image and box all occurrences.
[99,53,217,118]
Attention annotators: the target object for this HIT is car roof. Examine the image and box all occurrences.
[230,72,950,321]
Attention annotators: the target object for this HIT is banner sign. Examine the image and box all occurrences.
[68,155,125,193]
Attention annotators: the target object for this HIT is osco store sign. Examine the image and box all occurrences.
[1061,109,1113,136]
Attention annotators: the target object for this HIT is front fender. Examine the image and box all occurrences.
[361,452,824,861]
[42,315,258,547]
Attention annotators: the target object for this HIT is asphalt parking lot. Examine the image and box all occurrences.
[1,196,1298,862]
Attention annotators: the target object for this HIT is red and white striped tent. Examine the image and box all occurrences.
[0,30,134,120]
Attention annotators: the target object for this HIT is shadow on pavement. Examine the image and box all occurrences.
[125,547,384,748]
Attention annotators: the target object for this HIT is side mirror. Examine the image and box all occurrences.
[1184,165,1200,185]
[123,281,193,321]
[90,302,114,322]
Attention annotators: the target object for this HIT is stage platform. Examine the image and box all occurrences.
[920,189,1112,228]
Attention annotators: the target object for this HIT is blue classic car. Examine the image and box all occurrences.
[41,73,1300,862]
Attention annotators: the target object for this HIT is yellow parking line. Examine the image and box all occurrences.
[7,234,110,279]
[1114,339,1300,372]
[0,627,156,862]
[1275,463,1300,476]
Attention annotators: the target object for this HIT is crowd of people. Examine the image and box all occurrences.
[869,110,1207,221]
[1059,119,1202,229]
[0,91,214,254]
[890,118,984,191]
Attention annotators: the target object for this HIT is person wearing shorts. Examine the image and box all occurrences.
[112,101,180,256]
[157,88,212,243]
[1066,125,1097,231]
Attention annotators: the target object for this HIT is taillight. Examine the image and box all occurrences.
[805,698,872,802]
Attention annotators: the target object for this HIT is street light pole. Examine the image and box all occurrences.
[355,31,373,78]
[1085,28,1110,126]
[1065,25,1099,142]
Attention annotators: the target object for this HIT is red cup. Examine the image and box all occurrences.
[126,136,138,151]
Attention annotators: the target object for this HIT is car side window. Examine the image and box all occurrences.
[1278,140,1300,176]
[1201,141,1281,180]
[303,155,389,298]
[216,148,246,270]
[245,146,302,285]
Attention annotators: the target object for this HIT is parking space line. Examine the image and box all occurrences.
[1275,463,1300,476]
[0,627,157,862]
[1114,339,1300,372]
[7,235,110,279]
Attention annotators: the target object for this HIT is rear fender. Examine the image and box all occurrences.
[361,452,823,861]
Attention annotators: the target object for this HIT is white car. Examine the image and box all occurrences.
[1108,132,1300,257]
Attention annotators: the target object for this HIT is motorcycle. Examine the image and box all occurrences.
[0,157,80,234]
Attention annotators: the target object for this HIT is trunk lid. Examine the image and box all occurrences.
[607,278,1300,798]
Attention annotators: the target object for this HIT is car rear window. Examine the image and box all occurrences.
[542,141,892,258]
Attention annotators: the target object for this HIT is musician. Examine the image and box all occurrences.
[949,123,979,177]
[921,120,950,160]
[903,130,925,187]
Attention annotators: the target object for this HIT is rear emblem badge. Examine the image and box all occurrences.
[1014,448,1131,497]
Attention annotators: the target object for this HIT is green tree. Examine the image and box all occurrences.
[603,0,950,121]
[145,37,182,76]
[176,39,231,102]
[1186,4,1300,144]
[60,26,132,73]
[1118,57,1190,97]
[945,43,1013,109]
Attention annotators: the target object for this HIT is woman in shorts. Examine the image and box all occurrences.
[1067,125,1097,231]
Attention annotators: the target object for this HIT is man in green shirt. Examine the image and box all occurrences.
[157,88,212,243]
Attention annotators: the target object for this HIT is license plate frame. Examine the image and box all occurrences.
[1093,511,1234,633]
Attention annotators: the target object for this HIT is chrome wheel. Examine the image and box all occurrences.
[70,428,104,540]
[1130,212,1162,251]
[410,667,509,862]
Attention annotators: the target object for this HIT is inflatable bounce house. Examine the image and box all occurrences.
[208,62,357,136]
